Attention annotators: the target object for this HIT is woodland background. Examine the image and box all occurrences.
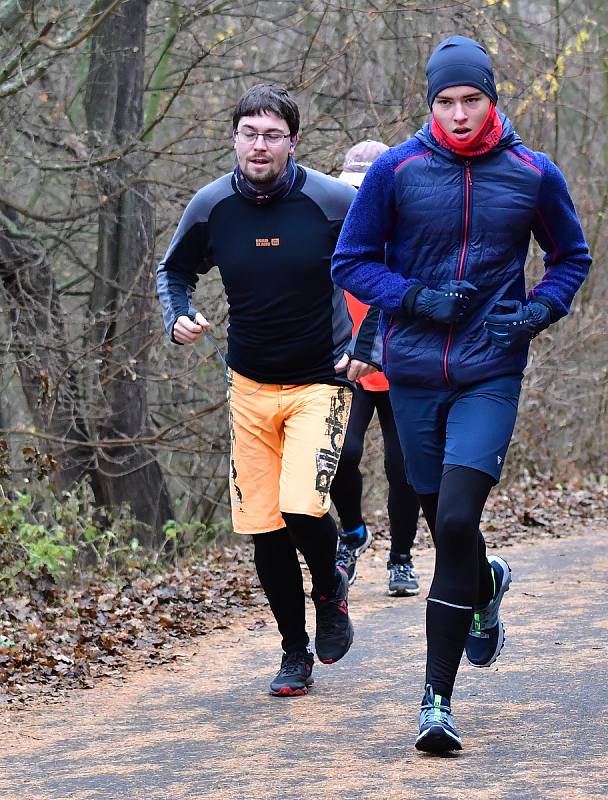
[0,0,606,580]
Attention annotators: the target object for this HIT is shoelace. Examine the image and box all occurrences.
[470,606,495,638]
[279,653,310,676]
[336,541,355,566]
[420,701,454,728]
[391,562,415,581]
[478,598,500,627]
[471,610,484,636]
[471,583,501,637]
[316,595,348,635]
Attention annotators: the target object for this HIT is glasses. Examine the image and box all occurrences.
[235,130,291,147]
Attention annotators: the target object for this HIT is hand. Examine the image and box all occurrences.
[413,280,478,324]
[484,300,551,349]
[347,359,378,382]
[334,354,378,382]
[173,312,210,345]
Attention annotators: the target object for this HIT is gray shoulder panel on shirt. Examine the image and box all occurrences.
[299,166,356,221]
[185,173,234,223]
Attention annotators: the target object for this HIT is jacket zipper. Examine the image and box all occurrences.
[442,161,472,385]
[383,317,396,366]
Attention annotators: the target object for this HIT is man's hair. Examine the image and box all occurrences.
[232,84,300,136]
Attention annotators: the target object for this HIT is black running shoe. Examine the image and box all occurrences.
[312,568,354,664]
[387,556,420,597]
[269,650,314,697]
[415,684,462,753]
[335,525,372,586]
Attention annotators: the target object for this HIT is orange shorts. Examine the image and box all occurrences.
[227,369,352,534]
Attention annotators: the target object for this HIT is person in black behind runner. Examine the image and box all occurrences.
[158,85,381,698]
[331,140,421,597]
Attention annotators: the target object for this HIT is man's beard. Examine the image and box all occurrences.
[233,155,295,204]
[242,162,282,188]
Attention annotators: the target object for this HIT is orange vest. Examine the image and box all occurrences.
[345,292,389,392]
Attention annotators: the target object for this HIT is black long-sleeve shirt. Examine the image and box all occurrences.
[157,165,382,385]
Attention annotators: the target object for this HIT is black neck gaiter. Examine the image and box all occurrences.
[234,156,297,205]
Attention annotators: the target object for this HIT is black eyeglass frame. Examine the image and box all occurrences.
[234,130,292,146]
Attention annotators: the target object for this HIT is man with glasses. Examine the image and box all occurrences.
[157,84,381,697]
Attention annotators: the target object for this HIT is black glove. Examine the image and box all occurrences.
[413,280,478,324]
[484,300,551,349]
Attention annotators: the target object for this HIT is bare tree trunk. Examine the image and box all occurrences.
[0,202,96,490]
[84,0,172,544]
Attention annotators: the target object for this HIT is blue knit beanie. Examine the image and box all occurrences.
[426,35,498,108]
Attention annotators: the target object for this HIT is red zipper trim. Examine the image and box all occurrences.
[442,163,472,385]
[456,165,472,280]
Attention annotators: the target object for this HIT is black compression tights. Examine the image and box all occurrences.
[418,465,495,698]
[252,512,338,654]
[329,387,420,557]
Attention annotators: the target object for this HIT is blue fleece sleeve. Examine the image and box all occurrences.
[529,157,591,320]
[331,157,422,316]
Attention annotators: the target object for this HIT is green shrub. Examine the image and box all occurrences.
[0,478,232,592]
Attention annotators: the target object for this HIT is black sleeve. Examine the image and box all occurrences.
[350,305,382,369]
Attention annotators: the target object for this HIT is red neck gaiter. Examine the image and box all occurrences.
[431,104,503,157]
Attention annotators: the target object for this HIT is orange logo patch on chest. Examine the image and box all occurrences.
[255,238,280,247]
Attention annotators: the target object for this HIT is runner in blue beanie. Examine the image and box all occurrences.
[426,35,498,107]
[332,35,591,753]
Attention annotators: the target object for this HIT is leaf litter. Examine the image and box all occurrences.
[1,479,606,707]
[0,545,260,706]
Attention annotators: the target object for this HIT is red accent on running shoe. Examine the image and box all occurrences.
[273,686,308,696]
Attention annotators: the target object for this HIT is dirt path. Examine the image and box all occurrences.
[1,528,606,800]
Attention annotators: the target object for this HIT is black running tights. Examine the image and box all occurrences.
[418,465,495,698]
[330,386,420,557]
[252,512,338,653]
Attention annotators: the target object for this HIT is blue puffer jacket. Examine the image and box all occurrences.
[331,114,591,388]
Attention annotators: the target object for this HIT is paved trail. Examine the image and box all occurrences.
[1,528,606,800]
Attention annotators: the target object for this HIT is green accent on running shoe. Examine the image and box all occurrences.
[433,693,443,721]
[466,555,512,668]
